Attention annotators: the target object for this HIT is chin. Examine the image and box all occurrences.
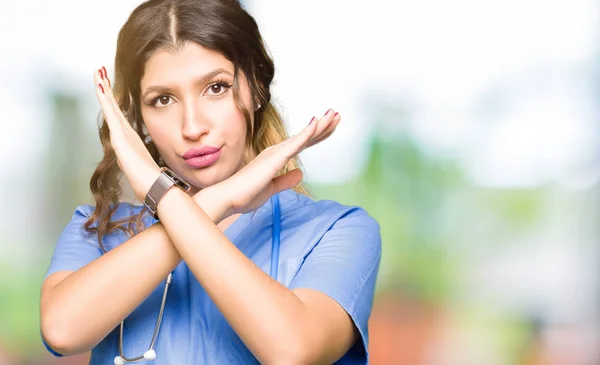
[184,167,231,190]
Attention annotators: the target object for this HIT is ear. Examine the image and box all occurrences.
[253,95,263,111]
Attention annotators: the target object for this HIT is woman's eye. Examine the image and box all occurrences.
[149,95,174,108]
[206,82,231,96]
[156,96,172,106]
[210,84,223,94]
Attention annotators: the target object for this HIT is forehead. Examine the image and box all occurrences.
[141,42,233,88]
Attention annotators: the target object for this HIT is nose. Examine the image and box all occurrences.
[181,99,209,141]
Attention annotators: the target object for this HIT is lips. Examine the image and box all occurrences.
[182,146,221,159]
[182,146,222,169]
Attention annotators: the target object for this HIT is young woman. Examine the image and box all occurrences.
[40,0,381,364]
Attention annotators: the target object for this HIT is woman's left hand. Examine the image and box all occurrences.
[94,67,161,202]
[203,109,341,220]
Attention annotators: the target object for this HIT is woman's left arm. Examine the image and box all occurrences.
[161,187,359,365]
[94,69,358,364]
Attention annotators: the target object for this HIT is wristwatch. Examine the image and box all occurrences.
[144,167,191,219]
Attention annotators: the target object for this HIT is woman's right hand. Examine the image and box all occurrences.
[195,109,341,222]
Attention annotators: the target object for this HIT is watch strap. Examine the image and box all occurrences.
[144,167,191,219]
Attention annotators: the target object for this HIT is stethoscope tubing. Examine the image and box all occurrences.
[115,194,282,364]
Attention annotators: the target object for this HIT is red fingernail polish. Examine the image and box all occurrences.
[98,83,105,94]
[98,70,104,80]
[334,112,339,116]
[102,66,110,85]
[309,117,315,125]
[323,108,331,116]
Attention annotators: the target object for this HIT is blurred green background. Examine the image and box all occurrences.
[1,0,599,364]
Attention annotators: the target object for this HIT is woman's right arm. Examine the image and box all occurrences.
[40,194,223,356]
[40,221,179,356]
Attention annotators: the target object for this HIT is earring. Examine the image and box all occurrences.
[144,135,152,144]
[158,157,165,166]
[256,103,261,111]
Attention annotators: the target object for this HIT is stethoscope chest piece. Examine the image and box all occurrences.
[114,349,156,364]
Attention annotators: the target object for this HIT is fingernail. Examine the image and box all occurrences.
[98,83,105,94]
[102,66,111,86]
[98,70,104,80]
[309,117,315,125]
[323,108,331,116]
[334,112,339,117]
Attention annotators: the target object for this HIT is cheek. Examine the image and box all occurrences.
[142,107,179,142]
[219,102,249,146]
[222,118,247,149]
[145,121,167,142]
[143,121,175,156]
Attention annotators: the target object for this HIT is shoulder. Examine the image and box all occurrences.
[271,190,381,261]
[64,202,149,247]
[46,202,146,278]
[69,202,148,225]
[279,189,380,235]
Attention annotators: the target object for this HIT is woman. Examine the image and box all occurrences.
[40,0,381,364]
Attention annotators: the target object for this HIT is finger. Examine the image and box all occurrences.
[283,108,336,153]
[315,108,337,134]
[308,112,340,146]
[279,114,320,155]
[94,70,122,132]
[308,126,336,148]
[95,68,120,122]
[271,168,303,194]
[101,67,122,119]
[102,66,111,87]
[98,66,130,129]
[303,109,336,142]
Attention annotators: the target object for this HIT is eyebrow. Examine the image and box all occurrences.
[141,68,233,99]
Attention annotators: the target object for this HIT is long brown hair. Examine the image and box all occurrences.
[84,0,310,251]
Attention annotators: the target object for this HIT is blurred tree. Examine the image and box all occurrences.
[0,90,100,359]
[309,96,549,303]
[42,91,96,240]
[309,134,462,303]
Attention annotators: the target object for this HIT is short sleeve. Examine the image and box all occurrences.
[42,205,103,356]
[44,205,103,280]
[288,207,382,364]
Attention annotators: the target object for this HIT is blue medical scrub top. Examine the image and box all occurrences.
[43,189,382,364]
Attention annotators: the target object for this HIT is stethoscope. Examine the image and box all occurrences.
[114,194,282,364]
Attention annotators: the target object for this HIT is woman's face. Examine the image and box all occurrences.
[140,42,255,193]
